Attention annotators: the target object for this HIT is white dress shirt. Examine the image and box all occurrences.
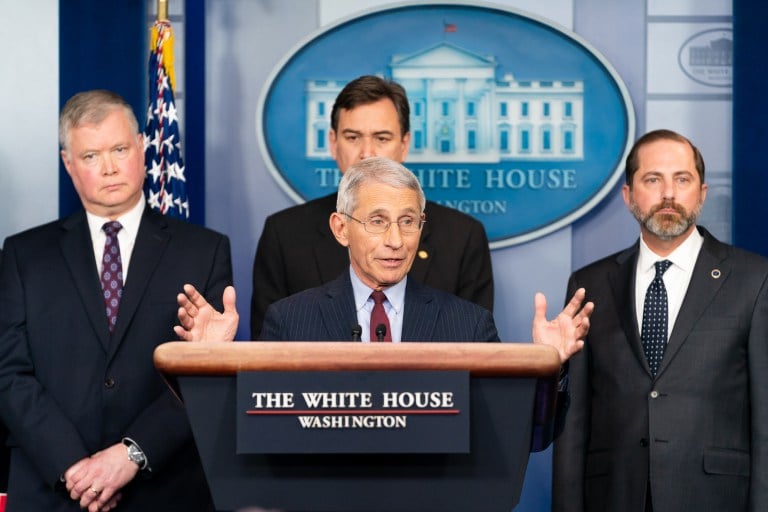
[349,267,406,343]
[634,228,704,340]
[86,196,145,283]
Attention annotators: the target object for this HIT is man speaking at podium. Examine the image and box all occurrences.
[175,157,591,367]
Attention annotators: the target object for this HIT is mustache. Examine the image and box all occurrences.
[650,200,686,216]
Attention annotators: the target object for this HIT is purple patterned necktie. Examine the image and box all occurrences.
[100,221,124,333]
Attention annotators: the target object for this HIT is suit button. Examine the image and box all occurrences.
[640,438,648,447]
[104,378,116,388]
[649,390,659,399]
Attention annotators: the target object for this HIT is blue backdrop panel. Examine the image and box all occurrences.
[183,0,206,225]
[733,0,768,257]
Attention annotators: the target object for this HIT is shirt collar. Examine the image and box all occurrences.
[349,267,406,314]
[85,196,145,240]
[638,226,704,274]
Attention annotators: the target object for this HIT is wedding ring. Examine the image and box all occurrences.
[90,487,101,495]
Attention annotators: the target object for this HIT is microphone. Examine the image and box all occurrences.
[351,324,362,342]
[375,324,387,342]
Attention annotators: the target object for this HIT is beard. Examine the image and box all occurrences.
[629,199,702,240]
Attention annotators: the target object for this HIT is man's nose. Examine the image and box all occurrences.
[383,222,404,247]
[360,137,375,159]
[103,155,118,175]
[662,179,675,199]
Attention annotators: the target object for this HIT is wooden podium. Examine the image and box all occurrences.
[154,342,561,512]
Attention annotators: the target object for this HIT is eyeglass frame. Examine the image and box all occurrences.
[342,212,426,234]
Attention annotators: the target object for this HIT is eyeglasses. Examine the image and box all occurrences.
[343,213,425,234]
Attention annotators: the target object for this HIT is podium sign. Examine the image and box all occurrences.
[236,371,470,454]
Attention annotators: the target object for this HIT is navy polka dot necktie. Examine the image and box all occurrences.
[100,221,124,333]
[641,260,672,376]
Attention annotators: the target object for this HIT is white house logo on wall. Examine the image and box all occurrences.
[678,28,733,87]
[257,2,634,248]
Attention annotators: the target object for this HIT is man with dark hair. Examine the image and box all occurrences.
[251,75,494,337]
[552,129,768,511]
[0,90,232,511]
[329,75,411,152]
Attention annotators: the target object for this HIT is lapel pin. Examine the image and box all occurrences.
[711,269,721,279]
[418,250,429,260]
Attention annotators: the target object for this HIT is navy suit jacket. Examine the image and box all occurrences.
[0,207,232,511]
[553,227,768,512]
[260,271,499,342]
[251,193,494,337]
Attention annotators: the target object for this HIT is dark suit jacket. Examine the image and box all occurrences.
[0,207,232,511]
[553,227,768,512]
[251,192,494,337]
[260,271,499,342]
[0,248,7,492]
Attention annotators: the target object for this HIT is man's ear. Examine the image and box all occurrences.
[329,130,338,160]
[621,183,631,209]
[61,149,73,177]
[329,212,349,247]
[399,131,411,162]
[136,133,146,169]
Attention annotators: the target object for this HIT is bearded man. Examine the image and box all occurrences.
[552,129,768,512]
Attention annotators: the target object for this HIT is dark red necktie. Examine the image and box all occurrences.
[370,290,392,342]
[100,221,124,333]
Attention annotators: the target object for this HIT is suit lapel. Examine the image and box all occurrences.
[608,243,650,374]
[657,231,728,378]
[59,211,112,349]
[109,208,170,353]
[318,272,359,340]
[402,279,439,341]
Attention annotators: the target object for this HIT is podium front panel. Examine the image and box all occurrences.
[180,374,535,512]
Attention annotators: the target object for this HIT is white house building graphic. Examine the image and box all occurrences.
[263,6,633,247]
[305,42,584,163]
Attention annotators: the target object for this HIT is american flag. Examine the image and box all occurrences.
[144,19,189,219]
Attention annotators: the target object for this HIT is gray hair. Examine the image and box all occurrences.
[336,157,425,215]
[59,90,139,150]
